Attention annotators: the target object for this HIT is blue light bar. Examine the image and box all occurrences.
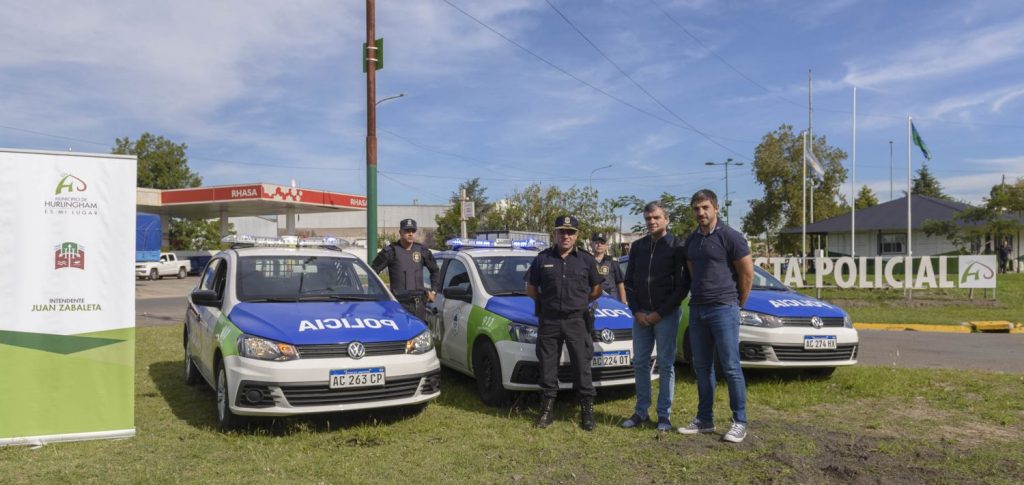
[445,238,547,251]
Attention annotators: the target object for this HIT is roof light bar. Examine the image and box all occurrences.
[445,238,547,251]
[222,234,349,249]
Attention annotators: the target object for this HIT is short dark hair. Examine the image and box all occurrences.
[690,189,718,208]
[643,200,669,217]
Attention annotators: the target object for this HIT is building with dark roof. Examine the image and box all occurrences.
[782,195,1022,258]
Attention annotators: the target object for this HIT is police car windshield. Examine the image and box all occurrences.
[236,255,388,302]
[472,256,534,295]
[752,266,788,290]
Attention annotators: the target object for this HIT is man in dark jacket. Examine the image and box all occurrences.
[620,201,689,432]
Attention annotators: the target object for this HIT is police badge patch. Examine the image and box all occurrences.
[412,251,422,263]
[598,264,609,275]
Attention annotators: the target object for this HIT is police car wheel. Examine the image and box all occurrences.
[472,341,510,407]
[215,361,244,430]
[804,367,836,378]
[177,267,187,279]
[183,331,200,386]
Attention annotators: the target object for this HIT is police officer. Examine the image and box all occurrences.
[526,215,603,431]
[592,232,626,304]
[371,219,439,321]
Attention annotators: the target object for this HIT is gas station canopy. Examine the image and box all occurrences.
[137,183,367,218]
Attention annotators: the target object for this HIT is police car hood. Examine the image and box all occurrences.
[484,295,633,330]
[744,290,847,318]
[228,300,427,345]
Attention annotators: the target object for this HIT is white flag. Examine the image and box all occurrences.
[807,146,825,177]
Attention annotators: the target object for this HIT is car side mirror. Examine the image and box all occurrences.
[191,289,221,307]
[442,285,472,302]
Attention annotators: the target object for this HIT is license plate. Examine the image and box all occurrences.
[804,336,837,350]
[592,350,630,368]
[329,367,385,389]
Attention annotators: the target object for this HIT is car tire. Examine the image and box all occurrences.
[177,267,187,279]
[183,329,200,386]
[472,341,511,407]
[149,268,159,281]
[804,367,836,378]
[215,360,244,430]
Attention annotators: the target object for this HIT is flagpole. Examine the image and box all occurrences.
[802,131,807,272]
[852,87,856,258]
[907,116,913,298]
[806,69,812,268]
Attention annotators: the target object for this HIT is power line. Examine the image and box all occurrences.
[543,0,750,160]
[438,0,754,148]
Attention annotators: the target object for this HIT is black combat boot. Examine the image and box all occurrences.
[580,396,595,431]
[535,396,556,429]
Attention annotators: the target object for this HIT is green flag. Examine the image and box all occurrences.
[911,121,931,160]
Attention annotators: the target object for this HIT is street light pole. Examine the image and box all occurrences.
[589,163,613,190]
[705,158,744,225]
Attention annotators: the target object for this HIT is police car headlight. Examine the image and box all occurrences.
[843,314,853,328]
[739,311,783,328]
[237,335,299,361]
[406,329,433,354]
[508,323,538,344]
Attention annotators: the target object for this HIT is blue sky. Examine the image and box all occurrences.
[3,0,1023,229]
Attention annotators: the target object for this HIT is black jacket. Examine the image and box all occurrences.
[624,233,689,317]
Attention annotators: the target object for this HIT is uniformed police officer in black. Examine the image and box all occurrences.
[527,215,603,431]
[371,219,440,321]
[592,232,626,304]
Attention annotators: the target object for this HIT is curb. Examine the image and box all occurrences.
[854,322,972,333]
[854,321,1024,334]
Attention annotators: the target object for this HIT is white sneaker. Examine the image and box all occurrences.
[676,418,715,434]
[723,422,747,443]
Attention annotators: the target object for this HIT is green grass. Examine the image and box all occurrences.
[1,325,1022,483]
[796,272,1024,325]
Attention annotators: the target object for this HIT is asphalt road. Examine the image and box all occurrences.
[136,277,1024,373]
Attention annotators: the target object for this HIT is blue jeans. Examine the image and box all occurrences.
[632,307,681,420]
[689,303,746,424]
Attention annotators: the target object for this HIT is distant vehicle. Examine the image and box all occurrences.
[430,238,646,407]
[135,252,191,280]
[619,255,858,377]
[184,235,440,429]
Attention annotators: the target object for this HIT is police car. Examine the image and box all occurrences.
[183,235,440,429]
[429,238,651,406]
[619,256,858,376]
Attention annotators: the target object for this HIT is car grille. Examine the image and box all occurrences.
[279,371,438,407]
[771,344,857,361]
[295,341,407,359]
[591,328,632,342]
[781,317,846,328]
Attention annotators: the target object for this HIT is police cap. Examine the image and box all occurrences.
[553,215,579,232]
[591,232,608,242]
[399,219,418,232]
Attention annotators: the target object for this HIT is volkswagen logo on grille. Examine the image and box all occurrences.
[600,329,616,344]
[811,316,824,329]
[347,341,366,359]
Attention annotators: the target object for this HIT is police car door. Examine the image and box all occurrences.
[439,257,473,371]
[195,257,228,380]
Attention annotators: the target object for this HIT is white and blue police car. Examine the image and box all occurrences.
[619,256,858,377]
[429,238,652,406]
[184,235,440,429]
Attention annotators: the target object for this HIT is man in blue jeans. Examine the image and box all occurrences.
[620,201,688,432]
[677,189,753,443]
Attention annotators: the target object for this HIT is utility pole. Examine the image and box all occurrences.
[460,188,468,239]
[365,0,378,262]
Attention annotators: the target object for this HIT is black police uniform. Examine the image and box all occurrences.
[594,254,623,297]
[527,245,603,399]
[371,220,439,321]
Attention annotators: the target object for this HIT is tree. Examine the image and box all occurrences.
[742,124,849,254]
[854,185,879,209]
[113,132,201,189]
[115,133,211,249]
[433,178,493,245]
[911,163,950,200]
[485,183,617,241]
[169,219,232,250]
[614,192,697,237]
